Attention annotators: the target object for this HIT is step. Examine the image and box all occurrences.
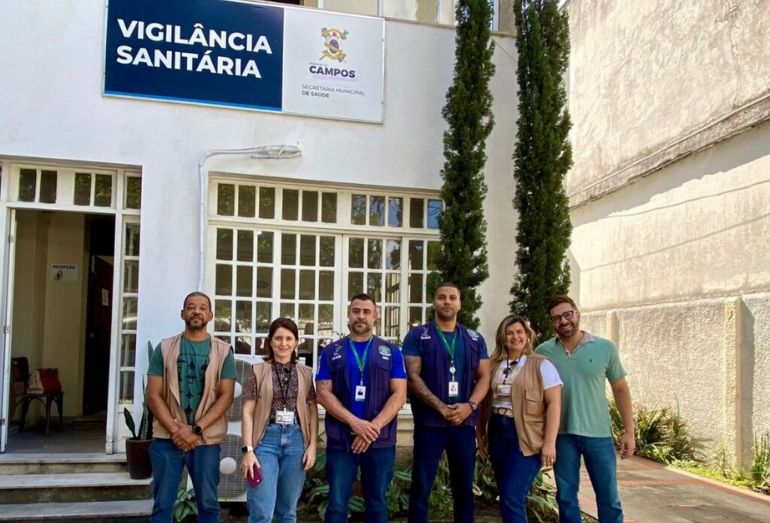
[0,499,153,522]
[0,472,152,504]
[0,453,127,475]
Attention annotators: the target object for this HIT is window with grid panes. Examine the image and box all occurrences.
[209,180,441,372]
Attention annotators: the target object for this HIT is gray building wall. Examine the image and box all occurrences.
[565,0,770,466]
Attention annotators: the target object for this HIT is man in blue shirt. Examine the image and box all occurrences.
[316,294,407,523]
[403,283,491,523]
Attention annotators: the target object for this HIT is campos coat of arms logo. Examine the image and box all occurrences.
[320,27,348,62]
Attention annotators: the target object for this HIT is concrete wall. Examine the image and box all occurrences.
[566,0,770,466]
[566,0,770,206]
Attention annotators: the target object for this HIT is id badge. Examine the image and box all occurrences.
[497,383,512,395]
[275,410,295,425]
[448,381,459,398]
[355,385,367,402]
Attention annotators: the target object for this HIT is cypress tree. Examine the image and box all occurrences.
[435,0,496,330]
[510,0,573,338]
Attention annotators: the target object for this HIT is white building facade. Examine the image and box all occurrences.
[0,0,518,454]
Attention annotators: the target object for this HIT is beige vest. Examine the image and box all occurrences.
[492,353,548,456]
[152,333,232,445]
[248,362,314,447]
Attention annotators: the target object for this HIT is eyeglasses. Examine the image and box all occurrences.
[550,310,577,324]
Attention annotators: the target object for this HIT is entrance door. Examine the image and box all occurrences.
[0,210,18,453]
[82,217,115,416]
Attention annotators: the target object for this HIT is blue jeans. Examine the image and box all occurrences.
[247,424,306,523]
[488,414,542,523]
[554,434,622,523]
[325,444,395,523]
[408,424,476,523]
[149,438,221,523]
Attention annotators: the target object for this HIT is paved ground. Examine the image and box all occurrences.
[574,455,770,522]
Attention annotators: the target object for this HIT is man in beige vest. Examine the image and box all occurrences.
[147,292,236,523]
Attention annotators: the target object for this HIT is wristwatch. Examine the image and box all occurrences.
[193,424,203,436]
[468,400,478,411]
[241,445,254,454]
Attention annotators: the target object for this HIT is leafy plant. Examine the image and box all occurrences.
[474,455,558,522]
[427,455,453,519]
[750,433,770,494]
[527,470,559,523]
[123,342,156,440]
[385,467,412,516]
[609,401,697,464]
[301,450,365,519]
[174,487,197,522]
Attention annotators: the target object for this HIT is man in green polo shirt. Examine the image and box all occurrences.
[146,292,236,523]
[535,295,634,523]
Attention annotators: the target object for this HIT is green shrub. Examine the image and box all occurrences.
[174,487,197,522]
[750,433,770,494]
[301,449,559,520]
[609,401,698,464]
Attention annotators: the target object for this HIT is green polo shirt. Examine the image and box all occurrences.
[535,332,626,437]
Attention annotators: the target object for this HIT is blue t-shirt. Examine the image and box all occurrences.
[316,339,407,419]
[402,325,489,404]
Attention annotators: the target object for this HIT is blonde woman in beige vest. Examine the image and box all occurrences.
[241,317,318,523]
[478,314,562,523]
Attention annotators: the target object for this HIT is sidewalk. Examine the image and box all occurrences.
[575,455,770,522]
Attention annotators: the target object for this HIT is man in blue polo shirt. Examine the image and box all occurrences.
[316,293,407,523]
[403,282,491,523]
[535,295,635,523]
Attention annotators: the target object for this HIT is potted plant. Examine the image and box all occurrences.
[124,342,155,480]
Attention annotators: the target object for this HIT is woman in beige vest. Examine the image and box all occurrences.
[478,314,562,523]
[241,317,318,523]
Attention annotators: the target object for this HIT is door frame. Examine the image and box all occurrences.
[0,160,141,454]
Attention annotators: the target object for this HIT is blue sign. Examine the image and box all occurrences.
[104,0,285,111]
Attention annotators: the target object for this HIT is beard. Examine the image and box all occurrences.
[185,316,207,331]
[557,322,578,338]
[350,321,372,336]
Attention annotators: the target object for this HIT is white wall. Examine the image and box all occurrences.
[0,0,518,401]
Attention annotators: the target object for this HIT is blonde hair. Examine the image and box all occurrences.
[490,314,537,362]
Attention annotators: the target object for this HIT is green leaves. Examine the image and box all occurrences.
[437,0,497,329]
[123,407,137,440]
[173,487,198,522]
[510,0,573,338]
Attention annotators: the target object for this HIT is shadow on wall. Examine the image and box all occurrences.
[570,120,770,227]
[738,297,755,467]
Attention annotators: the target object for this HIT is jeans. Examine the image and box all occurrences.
[149,438,221,523]
[408,424,476,523]
[247,424,307,523]
[488,414,542,523]
[554,434,622,523]
[325,445,395,523]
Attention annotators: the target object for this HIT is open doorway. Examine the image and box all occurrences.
[5,210,115,453]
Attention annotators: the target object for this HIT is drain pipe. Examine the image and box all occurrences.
[197,145,302,291]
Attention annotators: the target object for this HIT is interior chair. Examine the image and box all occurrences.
[10,356,64,436]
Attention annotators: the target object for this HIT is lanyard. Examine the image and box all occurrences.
[348,337,374,385]
[273,363,293,410]
[435,324,457,367]
[502,358,519,384]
